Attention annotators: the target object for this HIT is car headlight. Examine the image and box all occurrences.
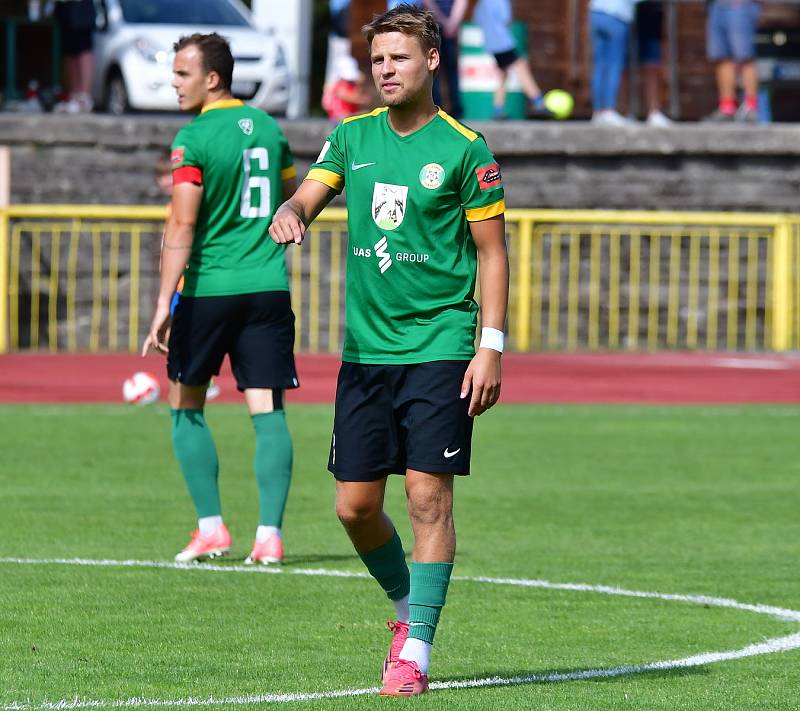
[134,37,172,64]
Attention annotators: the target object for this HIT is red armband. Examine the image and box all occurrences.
[173,166,203,186]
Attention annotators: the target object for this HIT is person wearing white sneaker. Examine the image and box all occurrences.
[590,0,643,124]
[52,0,96,114]
[646,109,672,127]
[591,108,634,127]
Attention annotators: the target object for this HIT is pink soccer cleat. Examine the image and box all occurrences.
[245,534,283,565]
[174,524,232,563]
[382,621,409,682]
[379,659,429,697]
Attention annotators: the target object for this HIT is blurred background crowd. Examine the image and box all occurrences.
[1,0,799,124]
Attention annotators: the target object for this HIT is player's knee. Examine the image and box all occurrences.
[407,494,452,528]
[335,496,381,528]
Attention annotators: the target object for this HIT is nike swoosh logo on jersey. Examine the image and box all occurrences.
[351,160,376,171]
[443,448,461,458]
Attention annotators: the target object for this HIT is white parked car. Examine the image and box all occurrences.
[92,0,290,115]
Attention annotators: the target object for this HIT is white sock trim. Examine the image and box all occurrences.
[399,637,432,675]
[198,515,223,537]
[256,525,281,543]
[393,595,410,623]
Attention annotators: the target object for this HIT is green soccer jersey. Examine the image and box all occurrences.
[171,99,296,297]
[308,107,505,365]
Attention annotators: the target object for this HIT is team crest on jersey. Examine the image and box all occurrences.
[419,163,445,190]
[238,118,254,135]
[372,182,408,231]
[170,147,185,167]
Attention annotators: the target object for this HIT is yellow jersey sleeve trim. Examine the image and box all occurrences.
[437,109,478,142]
[306,168,344,191]
[201,98,245,113]
[465,198,506,222]
[343,107,388,124]
[281,166,297,181]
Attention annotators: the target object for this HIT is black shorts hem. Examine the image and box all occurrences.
[328,466,396,482]
[233,380,300,393]
[406,461,470,476]
[328,464,469,481]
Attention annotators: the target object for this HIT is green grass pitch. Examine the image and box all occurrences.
[1,403,799,710]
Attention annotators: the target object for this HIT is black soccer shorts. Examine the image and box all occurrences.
[328,360,474,481]
[167,290,299,392]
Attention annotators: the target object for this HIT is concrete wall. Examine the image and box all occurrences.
[1,114,799,213]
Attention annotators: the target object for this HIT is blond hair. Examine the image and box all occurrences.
[362,4,441,53]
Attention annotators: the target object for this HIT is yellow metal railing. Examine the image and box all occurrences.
[1,205,798,353]
[507,209,800,352]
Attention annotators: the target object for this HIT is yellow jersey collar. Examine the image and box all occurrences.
[201,98,244,113]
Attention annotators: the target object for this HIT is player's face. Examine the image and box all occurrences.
[370,32,438,108]
[172,46,210,112]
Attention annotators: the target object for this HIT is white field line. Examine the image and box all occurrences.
[3,633,800,710]
[3,556,800,623]
[2,557,800,710]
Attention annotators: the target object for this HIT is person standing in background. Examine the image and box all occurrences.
[322,54,372,120]
[589,0,643,126]
[52,0,96,113]
[472,0,552,119]
[424,0,468,118]
[704,0,761,123]
[634,1,672,126]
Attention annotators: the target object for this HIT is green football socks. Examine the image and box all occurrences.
[407,561,454,645]
[251,411,293,528]
[170,409,221,518]
[359,530,411,602]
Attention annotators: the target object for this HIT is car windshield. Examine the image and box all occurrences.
[118,0,250,26]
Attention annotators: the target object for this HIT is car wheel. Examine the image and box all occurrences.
[106,72,131,115]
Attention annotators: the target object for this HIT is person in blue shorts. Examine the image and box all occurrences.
[704,0,761,123]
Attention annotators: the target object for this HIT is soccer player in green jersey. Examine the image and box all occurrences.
[270,5,508,697]
[142,33,299,566]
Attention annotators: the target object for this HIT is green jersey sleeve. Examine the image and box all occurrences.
[170,124,204,172]
[459,136,505,222]
[278,131,296,182]
[306,122,345,193]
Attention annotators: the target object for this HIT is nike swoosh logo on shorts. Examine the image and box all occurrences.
[443,448,461,458]
[351,160,376,171]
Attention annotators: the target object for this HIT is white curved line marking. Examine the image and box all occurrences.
[2,557,799,710]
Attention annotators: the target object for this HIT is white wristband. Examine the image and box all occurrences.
[479,327,504,353]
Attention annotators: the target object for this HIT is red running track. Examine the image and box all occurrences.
[1,352,799,404]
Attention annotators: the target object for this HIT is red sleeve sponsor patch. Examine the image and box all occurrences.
[170,147,185,167]
[172,165,203,186]
[475,162,503,191]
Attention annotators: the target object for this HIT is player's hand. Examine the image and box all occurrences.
[141,302,171,356]
[269,206,306,245]
[460,348,502,417]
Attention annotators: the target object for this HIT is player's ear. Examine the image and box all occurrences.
[207,70,221,92]
[427,47,440,74]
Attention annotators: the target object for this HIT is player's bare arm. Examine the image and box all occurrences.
[461,214,509,417]
[269,178,337,245]
[141,182,203,356]
[281,175,297,203]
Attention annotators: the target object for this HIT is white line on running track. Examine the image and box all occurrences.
[2,557,800,710]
